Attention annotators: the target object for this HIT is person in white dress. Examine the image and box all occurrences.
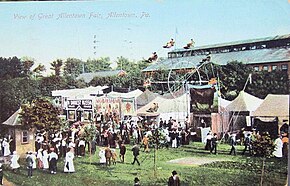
[10,151,20,172]
[2,138,10,157]
[64,148,75,173]
[99,148,106,166]
[31,152,37,169]
[37,148,43,169]
[42,149,49,170]
[273,135,283,158]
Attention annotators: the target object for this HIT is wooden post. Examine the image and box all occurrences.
[260,157,265,186]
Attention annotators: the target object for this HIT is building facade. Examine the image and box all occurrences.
[143,34,290,79]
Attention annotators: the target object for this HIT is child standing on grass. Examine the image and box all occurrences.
[10,151,20,172]
[26,151,34,178]
[48,148,58,174]
[99,148,106,166]
[210,133,218,154]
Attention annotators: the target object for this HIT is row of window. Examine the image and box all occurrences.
[253,64,288,71]
[168,44,290,59]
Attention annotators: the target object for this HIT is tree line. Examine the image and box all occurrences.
[0,56,149,122]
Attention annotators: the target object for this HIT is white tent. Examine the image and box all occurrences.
[253,94,289,117]
[137,93,189,121]
[51,86,108,98]
[253,94,289,127]
[107,89,143,99]
[226,91,263,114]
[224,91,263,131]
[218,97,231,111]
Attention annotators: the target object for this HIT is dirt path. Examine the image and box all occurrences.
[167,157,228,166]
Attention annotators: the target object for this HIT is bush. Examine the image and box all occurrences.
[251,132,275,157]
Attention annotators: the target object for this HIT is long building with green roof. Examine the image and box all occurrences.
[143,34,290,78]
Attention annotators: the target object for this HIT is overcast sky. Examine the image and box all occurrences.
[0,0,289,74]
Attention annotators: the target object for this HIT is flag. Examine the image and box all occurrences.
[175,27,178,35]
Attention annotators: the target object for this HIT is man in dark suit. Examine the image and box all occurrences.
[119,142,126,163]
[168,170,180,186]
[131,144,140,166]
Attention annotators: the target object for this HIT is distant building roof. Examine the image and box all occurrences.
[172,34,290,52]
[143,34,290,72]
[76,70,126,83]
[2,109,21,126]
[143,48,290,72]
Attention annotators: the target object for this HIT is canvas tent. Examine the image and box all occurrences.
[210,97,232,136]
[218,97,231,111]
[225,91,263,131]
[107,89,143,99]
[136,89,158,109]
[253,94,289,135]
[52,86,108,98]
[226,91,263,113]
[137,93,189,122]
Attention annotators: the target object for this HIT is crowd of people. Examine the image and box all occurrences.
[203,129,289,158]
[0,113,288,185]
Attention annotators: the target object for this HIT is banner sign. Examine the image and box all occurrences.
[121,98,136,116]
[95,97,121,116]
[67,99,93,109]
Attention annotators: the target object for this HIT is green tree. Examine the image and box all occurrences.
[63,58,84,78]
[115,56,133,71]
[0,57,23,80]
[32,64,46,78]
[39,76,67,96]
[217,61,252,100]
[0,77,41,122]
[19,98,61,133]
[85,57,112,72]
[82,123,97,164]
[50,59,63,76]
[246,70,289,99]
[21,57,35,77]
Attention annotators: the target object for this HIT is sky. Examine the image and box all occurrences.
[0,0,290,74]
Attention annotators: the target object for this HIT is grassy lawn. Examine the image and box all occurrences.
[3,142,287,186]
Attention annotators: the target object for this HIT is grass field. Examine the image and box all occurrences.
[3,142,288,186]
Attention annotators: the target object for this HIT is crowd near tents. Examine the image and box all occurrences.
[50,86,289,137]
[1,85,289,157]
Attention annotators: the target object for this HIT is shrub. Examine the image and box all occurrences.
[251,132,275,158]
